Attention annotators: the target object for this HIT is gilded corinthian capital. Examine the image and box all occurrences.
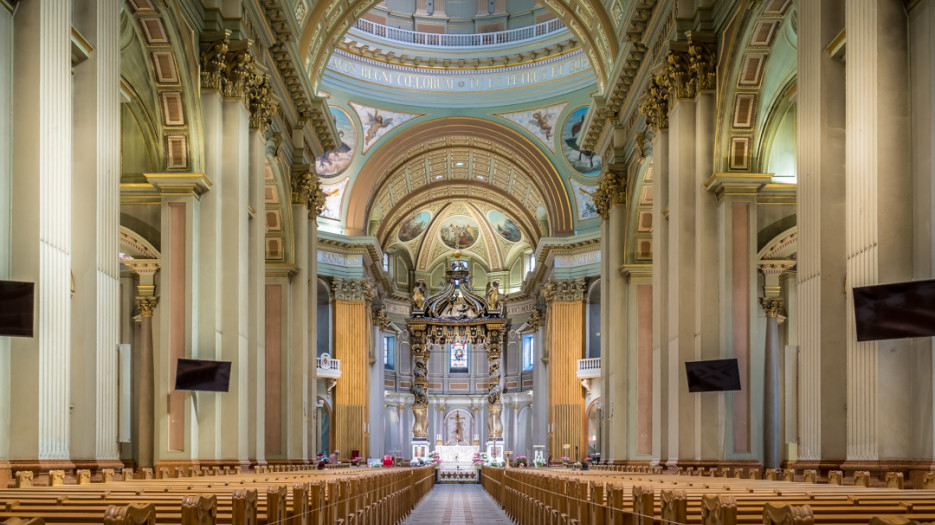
[332,277,373,303]
[640,73,669,131]
[593,167,628,219]
[135,296,160,317]
[544,278,587,303]
[200,32,230,91]
[760,296,784,318]
[291,164,315,206]
[689,39,717,93]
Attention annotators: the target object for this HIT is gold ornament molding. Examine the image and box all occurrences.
[760,296,783,318]
[332,277,374,303]
[593,166,628,219]
[136,296,160,318]
[544,278,587,303]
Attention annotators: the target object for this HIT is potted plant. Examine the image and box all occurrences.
[394,456,403,467]
[534,457,546,468]
[516,456,528,467]
[430,451,441,469]
[561,456,570,467]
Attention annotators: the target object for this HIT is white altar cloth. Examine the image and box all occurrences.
[436,445,480,483]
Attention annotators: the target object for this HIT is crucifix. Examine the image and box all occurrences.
[453,412,465,444]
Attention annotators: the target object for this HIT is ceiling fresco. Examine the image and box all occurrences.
[384,201,532,273]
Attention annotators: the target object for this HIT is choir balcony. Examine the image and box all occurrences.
[316,354,342,379]
[576,357,601,379]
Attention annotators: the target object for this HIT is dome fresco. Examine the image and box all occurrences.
[398,210,432,242]
[315,107,356,177]
[488,210,522,242]
[440,216,480,249]
[562,106,603,177]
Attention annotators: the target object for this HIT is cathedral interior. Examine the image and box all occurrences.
[2,0,935,496]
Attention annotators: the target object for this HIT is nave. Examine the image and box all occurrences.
[401,485,515,525]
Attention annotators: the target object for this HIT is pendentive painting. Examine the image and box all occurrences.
[562,106,604,177]
[398,210,432,242]
[315,107,356,177]
[488,210,522,243]
[440,216,480,249]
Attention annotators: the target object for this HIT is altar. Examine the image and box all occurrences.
[436,445,479,483]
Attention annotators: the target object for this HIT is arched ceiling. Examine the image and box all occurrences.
[298,0,617,94]
[383,201,533,272]
[344,116,574,237]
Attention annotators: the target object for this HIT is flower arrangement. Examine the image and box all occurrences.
[351,456,363,466]
[516,456,528,466]
[472,452,487,469]
[534,457,546,468]
[394,456,403,467]
[573,461,582,470]
[430,451,441,469]
[584,456,593,464]
[561,456,570,466]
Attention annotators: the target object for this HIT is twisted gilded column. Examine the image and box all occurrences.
[408,324,428,441]
[486,324,504,441]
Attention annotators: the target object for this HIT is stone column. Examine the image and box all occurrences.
[246,134,270,465]
[123,260,161,469]
[641,71,669,463]
[796,0,847,463]
[545,279,587,458]
[528,310,548,455]
[70,0,121,466]
[595,163,628,461]
[759,260,793,470]
[844,0,911,462]
[0,1,12,476]
[689,39,722,462]
[705,174,769,458]
[288,169,312,461]
[664,44,698,464]
[333,278,373,459]
[146,175,209,464]
[10,0,73,463]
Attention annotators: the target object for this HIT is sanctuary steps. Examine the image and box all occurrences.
[0,464,434,525]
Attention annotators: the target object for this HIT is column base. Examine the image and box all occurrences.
[412,440,430,461]
[486,440,504,463]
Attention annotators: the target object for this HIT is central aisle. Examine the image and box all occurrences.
[402,483,516,525]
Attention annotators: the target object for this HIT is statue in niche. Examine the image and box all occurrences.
[411,279,426,311]
[486,279,500,311]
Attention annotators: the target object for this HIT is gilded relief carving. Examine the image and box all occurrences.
[593,167,627,218]
[544,278,587,303]
[332,277,373,303]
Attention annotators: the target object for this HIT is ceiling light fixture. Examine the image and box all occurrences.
[454,161,465,167]
[435,175,443,180]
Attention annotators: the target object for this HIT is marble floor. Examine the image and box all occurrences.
[401,484,516,524]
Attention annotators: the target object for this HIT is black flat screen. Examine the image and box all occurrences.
[174,359,232,392]
[0,280,35,338]
[685,358,741,393]
[853,279,935,342]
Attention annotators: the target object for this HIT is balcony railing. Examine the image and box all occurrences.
[576,357,601,379]
[350,18,566,48]
[317,355,342,379]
